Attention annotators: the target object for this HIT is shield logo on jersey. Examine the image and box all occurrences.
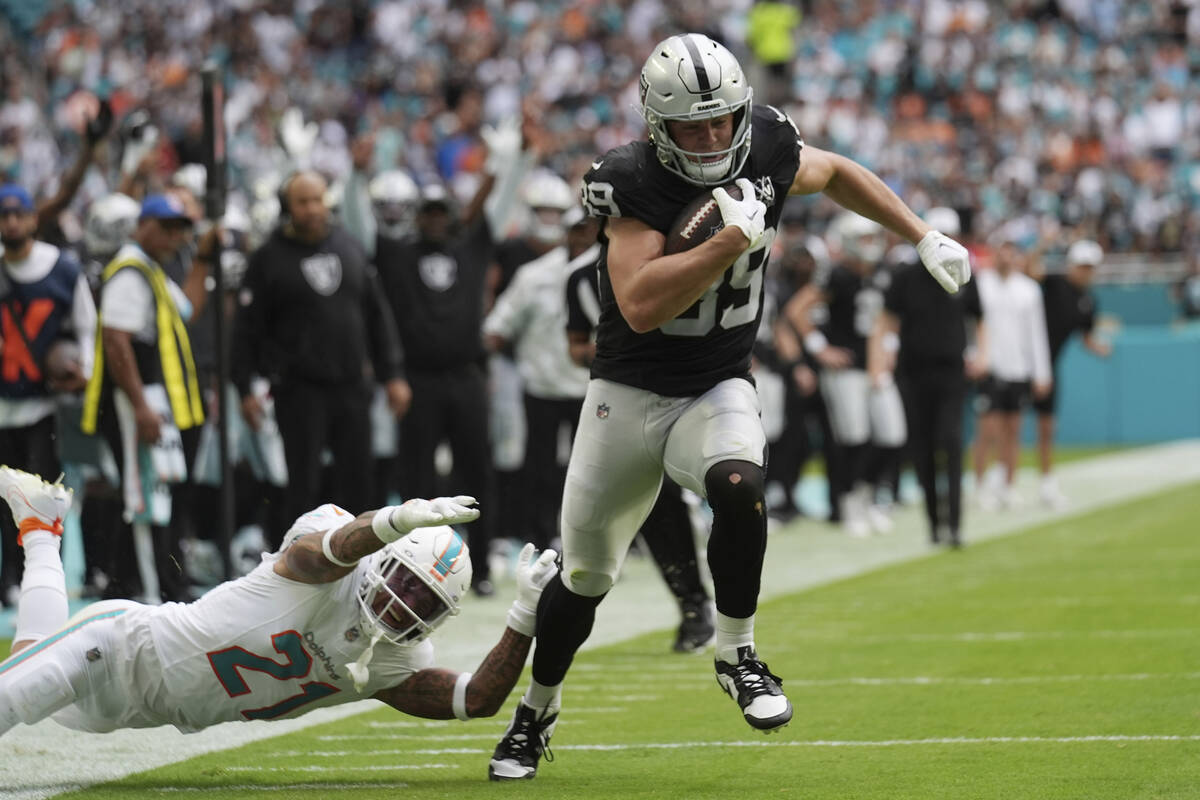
[596,402,610,419]
[418,253,458,291]
[754,175,776,208]
[300,253,343,296]
[345,626,360,642]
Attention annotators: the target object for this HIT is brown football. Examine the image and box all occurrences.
[44,339,81,383]
[664,182,741,254]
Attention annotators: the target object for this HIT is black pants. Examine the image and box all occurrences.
[899,366,967,538]
[522,393,582,551]
[95,394,190,602]
[765,370,812,513]
[0,415,61,601]
[399,365,493,582]
[640,478,707,605]
[274,378,374,538]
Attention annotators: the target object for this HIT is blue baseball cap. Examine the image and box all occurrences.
[139,193,192,223]
[0,184,34,213]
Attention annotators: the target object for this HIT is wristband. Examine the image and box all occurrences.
[452,672,473,721]
[321,528,358,568]
[371,507,403,544]
[804,330,829,354]
[506,601,537,638]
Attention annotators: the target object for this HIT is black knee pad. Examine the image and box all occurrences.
[704,460,766,512]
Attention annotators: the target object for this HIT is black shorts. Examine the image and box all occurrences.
[1032,381,1058,416]
[976,376,1031,414]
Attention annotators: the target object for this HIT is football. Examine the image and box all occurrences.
[44,339,82,385]
[663,182,741,254]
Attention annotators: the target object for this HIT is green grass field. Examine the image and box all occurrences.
[54,480,1200,799]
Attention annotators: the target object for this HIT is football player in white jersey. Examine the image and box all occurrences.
[0,466,557,737]
[489,32,971,781]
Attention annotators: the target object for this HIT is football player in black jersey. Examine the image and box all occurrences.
[785,212,908,538]
[489,32,972,781]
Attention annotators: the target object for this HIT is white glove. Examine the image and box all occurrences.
[917,230,972,293]
[279,107,319,167]
[480,117,523,176]
[120,125,159,177]
[713,177,767,249]
[372,496,479,543]
[506,543,559,637]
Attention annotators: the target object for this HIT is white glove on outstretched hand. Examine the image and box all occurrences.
[507,543,559,637]
[917,230,972,293]
[279,107,319,167]
[372,496,479,543]
[481,116,523,176]
[713,177,767,250]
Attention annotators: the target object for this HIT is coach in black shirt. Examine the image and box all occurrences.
[375,184,496,593]
[871,247,985,547]
[233,171,410,545]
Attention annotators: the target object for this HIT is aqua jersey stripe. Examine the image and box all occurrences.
[0,608,128,676]
[430,532,465,579]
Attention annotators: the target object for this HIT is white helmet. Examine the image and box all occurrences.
[357,525,472,644]
[84,193,141,261]
[639,33,754,186]
[925,206,961,237]
[1066,239,1103,267]
[171,163,207,202]
[521,170,574,245]
[368,170,420,239]
[829,212,886,263]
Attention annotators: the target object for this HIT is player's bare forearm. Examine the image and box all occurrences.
[375,628,532,719]
[608,217,746,332]
[276,511,388,583]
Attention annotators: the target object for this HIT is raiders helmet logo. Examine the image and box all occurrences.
[596,403,610,419]
[418,253,458,291]
[300,253,343,296]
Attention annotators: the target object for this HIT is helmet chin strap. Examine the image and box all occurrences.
[346,627,385,693]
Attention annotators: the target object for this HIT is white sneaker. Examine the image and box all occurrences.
[0,467,73,540]
[865,504,894,534]
[842,488,871,538]
[1039,476,1068,509]
[714,646,792,733]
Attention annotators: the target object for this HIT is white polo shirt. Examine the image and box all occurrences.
[976,268,1052,384]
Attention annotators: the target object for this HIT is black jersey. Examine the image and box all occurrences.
[1040,274,1096,361]
[884,261,983,374]
[816,263,890,369]
[565,259,600,336]
[375,219,493,371]
[580,104,803,396]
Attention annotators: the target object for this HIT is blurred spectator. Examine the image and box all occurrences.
[1176,255,1200,319]
[1034,239,1112,508]
[973,240,1052,511]
[0,183,96,605]
[80,193,212,602]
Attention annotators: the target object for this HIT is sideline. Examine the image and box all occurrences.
[2,440,1198,799]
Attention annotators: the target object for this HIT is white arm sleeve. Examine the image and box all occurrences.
[99,269,154,335]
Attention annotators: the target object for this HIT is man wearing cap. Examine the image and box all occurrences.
[81,193,214,602]
[0,184,97,605]
[1034,239,1111,508]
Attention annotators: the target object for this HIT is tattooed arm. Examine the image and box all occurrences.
[273,497,480,584]
[373,627,533,719]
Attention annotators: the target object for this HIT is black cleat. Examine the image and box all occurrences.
[673,598,715,653]
[488,701,557,780]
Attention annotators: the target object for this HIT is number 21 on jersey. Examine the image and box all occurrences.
[660,227,775,337]
[208,630,340,720]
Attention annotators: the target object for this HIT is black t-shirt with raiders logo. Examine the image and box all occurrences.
[232,225,403,394]
[375,218,493,371]
[581,104,803,397]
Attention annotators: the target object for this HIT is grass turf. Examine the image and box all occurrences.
[54,479,1200,799]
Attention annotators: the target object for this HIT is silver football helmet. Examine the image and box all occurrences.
[369,169,420,239]
[639,33,754,186]
[829,212,886,264]
[521,170,575,245]
[84,193,141,261]
[357,525,472,644]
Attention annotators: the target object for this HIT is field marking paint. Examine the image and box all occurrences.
[152,782,412,793]
[225,764,456,772]
[394,734,1200,756]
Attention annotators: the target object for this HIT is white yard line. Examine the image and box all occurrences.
[2,440,1198,799]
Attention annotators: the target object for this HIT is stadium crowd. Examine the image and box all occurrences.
[0,0,1196,612]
